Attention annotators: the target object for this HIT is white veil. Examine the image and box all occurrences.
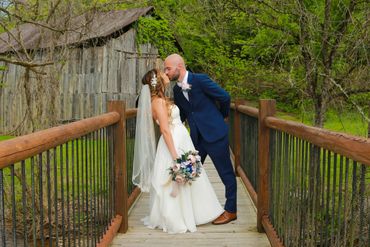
[132,84,156,192]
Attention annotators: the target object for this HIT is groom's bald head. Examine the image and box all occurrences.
[165,54,185,67]
[164,54,186,81]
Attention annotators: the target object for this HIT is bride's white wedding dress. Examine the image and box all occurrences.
[143,105,224,233]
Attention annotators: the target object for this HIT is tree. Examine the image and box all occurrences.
[140,0,369,127]
[0,0,129,134]
[179,0,370,127]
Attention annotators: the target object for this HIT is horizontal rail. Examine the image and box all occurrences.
[231,102,259,118]
[128,187,141,210]
[262,215,284,247]
[238,105,259,118]
[96,215,123,247]
[0,112,120,168]
[126,109,137,119]
[265,116,370,166]
[236,166,257,206]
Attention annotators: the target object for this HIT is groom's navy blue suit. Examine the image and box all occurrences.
[173,72,237,213]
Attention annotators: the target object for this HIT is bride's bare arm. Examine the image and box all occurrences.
[152,98,178,160]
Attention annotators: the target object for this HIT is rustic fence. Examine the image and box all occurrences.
[0,101,138,247]
[230,99,369,247]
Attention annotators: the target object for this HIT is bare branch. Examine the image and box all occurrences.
[256,0,298,17]
[46,0,63,23]
[332,88,370,98]
[0,55,53,74]
[321,0,331,68]
[324,75,370,122]
[327,0,357,67]
[0,21,32,61]
[0,6,64,33]
[228,0,300,41]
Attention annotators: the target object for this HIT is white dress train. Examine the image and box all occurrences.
[143,105,224,233]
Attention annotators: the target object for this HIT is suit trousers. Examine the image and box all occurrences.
[195,133,237,213]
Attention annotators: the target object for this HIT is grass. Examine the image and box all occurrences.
[0,135,13,141]
[0,135,137,201]
[276,109,368,137]
[0,132,137,240]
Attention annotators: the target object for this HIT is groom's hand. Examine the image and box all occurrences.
[224,117,229,123]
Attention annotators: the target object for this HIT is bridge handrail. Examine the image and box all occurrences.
[0,112,120,169]
[231,99,369,247]
[0,101,134,247]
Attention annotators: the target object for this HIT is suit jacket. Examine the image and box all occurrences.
[173,72,230,144]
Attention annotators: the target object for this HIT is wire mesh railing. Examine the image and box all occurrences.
[240,114,259,192]
[0,128,115,247]
[0,101,133,247]
[269,130,369,246]
[230,99,369,247]
[125,109,137,199]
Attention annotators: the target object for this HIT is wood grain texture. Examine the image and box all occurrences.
[262,215,284,247]
[237,166,257,207]
[0,112,119,168]
[108,101,128,233]
[238,104,259,118]
[97,215,123,247]
[0,28,161,134]
[257,100,276,232]
[265,116,370,166]
[234,100,242,174]
[110,157,271,247]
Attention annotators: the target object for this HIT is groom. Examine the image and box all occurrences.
[164,54,237,225]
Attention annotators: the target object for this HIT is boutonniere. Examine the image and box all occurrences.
[180,81,191,92]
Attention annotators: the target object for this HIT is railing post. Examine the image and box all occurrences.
[257,99,276,232]
[234,100,242,176]
[108,100,128,233]
[368,102,369,138]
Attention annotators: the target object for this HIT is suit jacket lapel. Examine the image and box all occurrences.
[187,72,194,101]
[174,85,190,106]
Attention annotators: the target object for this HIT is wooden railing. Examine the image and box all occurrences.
[2,98,368,247]
[230,99,369,247]
[0,101,139,247]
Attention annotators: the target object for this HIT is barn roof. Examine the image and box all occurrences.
[0,6,154,53]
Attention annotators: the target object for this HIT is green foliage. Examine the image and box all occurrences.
[1,0,367,126]
[0,135,12,141]
[135,16,179,58]
[347,93,370,110]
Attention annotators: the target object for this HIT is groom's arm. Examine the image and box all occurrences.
[198,74,231,118]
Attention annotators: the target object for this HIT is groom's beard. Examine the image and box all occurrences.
[170,69,180,81]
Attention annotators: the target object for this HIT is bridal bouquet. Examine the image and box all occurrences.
[168,150,202,185]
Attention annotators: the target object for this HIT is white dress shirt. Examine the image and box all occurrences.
[177,71,189,101]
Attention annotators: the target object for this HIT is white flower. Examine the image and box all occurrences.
[151,73,157,88]
[172,163,180,172]
[180,82,191,91]
[188,154,196,163]
[195,155,201,162]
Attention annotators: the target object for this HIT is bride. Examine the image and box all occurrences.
[132,68,224,234]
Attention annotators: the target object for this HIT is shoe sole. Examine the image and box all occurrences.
[212,217,237,225]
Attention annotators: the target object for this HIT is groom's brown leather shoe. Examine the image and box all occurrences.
[212,211,237,225]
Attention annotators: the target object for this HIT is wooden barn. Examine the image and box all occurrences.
[0,6,163,135]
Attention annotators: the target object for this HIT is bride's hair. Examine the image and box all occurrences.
[142,68,172,118]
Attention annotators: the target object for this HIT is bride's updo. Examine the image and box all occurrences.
[141,68,173,117]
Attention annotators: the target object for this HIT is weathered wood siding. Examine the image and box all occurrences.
[0,28,162,135]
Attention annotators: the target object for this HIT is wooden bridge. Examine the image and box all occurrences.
[111,157,270,247]
[0,100,368,247]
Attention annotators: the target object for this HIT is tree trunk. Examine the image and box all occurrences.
[314,97,325,127]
